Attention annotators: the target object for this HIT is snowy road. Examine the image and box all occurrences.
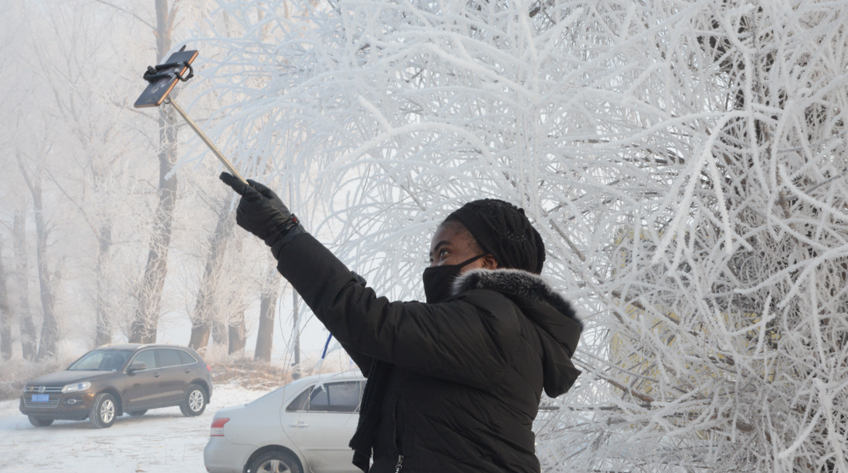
[0,384,272,472]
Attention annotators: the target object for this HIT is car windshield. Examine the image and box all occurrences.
[68,350,133,371]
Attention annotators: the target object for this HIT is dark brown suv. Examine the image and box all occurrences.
[20,344,213,428]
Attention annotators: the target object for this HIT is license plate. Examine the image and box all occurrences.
[31,394,50,402]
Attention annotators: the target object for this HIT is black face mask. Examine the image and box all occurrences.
[422,254,485,304]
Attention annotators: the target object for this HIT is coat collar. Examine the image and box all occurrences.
[452,268,582,330]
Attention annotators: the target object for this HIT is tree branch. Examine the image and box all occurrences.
[94,0,155,29]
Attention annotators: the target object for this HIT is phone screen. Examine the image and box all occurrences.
[133,50,199,108]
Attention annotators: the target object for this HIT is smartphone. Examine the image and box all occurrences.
[133,50,199,108]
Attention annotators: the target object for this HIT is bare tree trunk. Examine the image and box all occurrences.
[130,113,177,343]
[13,213,37,360]
[228,304,246,355]
[128,0,179,344]
[21,170,59,361]
[188,204,234,351]
[0,240,12,360]
[188,318,211,351]
[227,238,246,355]
[254,268,281,362]
[188,320,211,351]
[93,221,113,346]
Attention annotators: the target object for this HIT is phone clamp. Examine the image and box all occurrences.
[143,62,195,84]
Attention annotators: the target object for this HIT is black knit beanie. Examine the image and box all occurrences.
[445,199,546,274]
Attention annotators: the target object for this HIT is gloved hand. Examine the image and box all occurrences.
[219,172,299,246]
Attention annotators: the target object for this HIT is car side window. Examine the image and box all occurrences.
[157,349,182,368]
[288,382,362,413]
[286,387,313,412]
[178,350,197,365]
[326,382,360,412]
[131,350,157,370]
[103,352,129,371]
[309,386,330,410]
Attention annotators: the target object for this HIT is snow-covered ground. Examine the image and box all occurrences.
[0,383,273,472]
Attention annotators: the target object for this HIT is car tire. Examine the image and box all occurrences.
[90,392,117,428]
[28,416,54,427]
[247,450,303,473]
[127,409,148,417]
[179,384,206,417]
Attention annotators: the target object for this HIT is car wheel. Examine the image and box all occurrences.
[127,409,148,417]
[179,384,206,417]
[28,416,54,427]
[248,451,303,473]
[90,392,117,428]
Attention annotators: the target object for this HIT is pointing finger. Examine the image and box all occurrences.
[220,172,251,196]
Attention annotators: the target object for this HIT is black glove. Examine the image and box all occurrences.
[219,172,300,247]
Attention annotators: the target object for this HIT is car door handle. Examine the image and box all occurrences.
[289,422,309,428]
[184,369,191,373]
[154,372,160,378]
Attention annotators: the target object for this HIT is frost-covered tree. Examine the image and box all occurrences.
[195,0,848,470]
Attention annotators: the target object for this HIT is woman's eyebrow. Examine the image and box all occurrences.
[429,240,450,256]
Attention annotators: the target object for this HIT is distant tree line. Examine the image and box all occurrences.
[0,0,300,364]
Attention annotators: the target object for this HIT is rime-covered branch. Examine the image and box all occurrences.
[193,1,848,470]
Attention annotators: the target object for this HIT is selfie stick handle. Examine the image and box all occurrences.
[165,98,248,185]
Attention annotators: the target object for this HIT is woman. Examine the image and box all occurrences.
[221,173,582,473]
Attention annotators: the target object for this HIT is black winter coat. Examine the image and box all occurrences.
[275,233,582,473]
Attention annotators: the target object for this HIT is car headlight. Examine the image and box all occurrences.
[61,382,91,393]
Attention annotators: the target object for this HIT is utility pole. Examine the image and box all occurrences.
[289,187,301,379]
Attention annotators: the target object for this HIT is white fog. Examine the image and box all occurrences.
[2,0,848,472]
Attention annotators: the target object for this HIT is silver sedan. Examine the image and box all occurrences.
[204,371,365,473]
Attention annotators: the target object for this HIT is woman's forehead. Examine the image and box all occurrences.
[431,221,474,249]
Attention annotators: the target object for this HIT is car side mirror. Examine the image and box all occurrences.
[127,362,146,374]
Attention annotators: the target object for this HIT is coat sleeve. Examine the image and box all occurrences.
[275,233,516,388]
[340,342,374,377]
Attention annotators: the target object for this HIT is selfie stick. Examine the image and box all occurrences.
[163,97,247,185]
[136,49,248,185]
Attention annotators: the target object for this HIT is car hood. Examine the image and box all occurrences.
[28,370,113,386]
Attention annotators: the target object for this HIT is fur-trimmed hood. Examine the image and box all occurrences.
[452,268,583,397]
[453,268,582,330]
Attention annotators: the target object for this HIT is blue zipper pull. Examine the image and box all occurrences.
[394,454,404,473]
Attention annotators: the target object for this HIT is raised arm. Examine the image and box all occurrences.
[220,174,516,388]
